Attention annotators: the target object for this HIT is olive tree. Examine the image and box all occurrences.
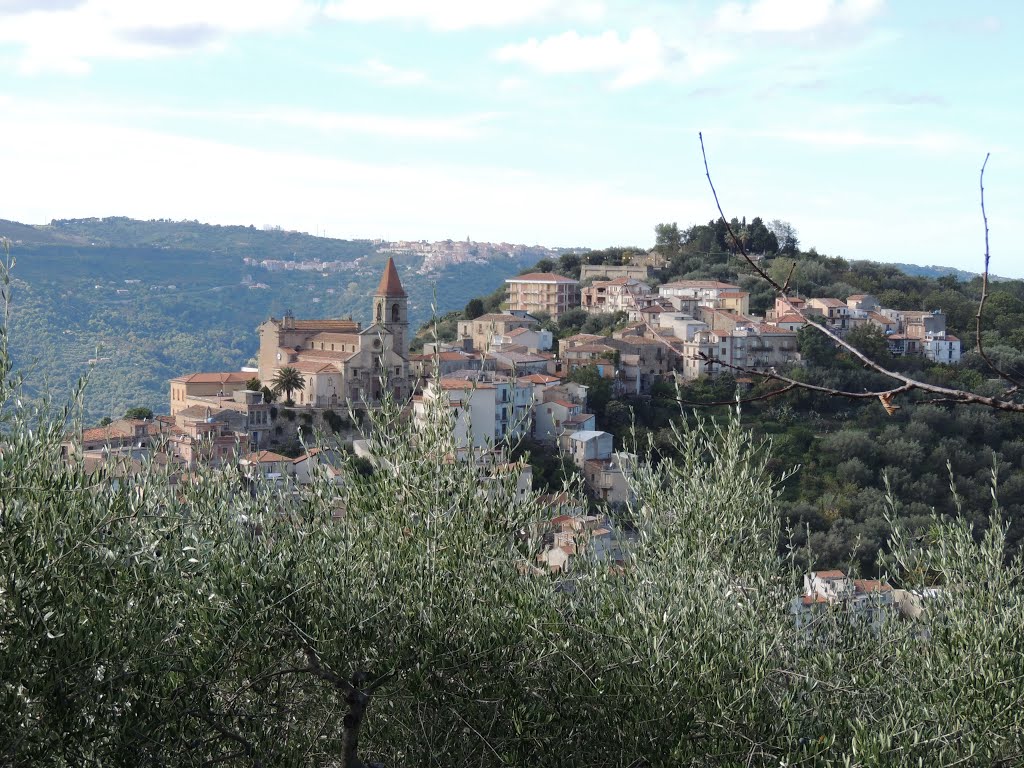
[3,242,1024,765]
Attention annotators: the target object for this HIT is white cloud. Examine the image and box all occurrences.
[10,98,495,140]
[0,111,696,249]
[715,0,883,34]
[338,58,428,86]
[754,127,967,153]
[495,28,662,88]
[322,0,604,30]
[0,0,315,73]
[495,28,731,88]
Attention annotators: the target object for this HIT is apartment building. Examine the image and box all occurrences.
[581,277,651,314]
[505,273,580,319]
[457,312,538,352]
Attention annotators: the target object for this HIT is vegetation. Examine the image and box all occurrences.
[444,218,1024,573]
[270,366,305,404]
[4,281,1024,764]
[0,219,541,421]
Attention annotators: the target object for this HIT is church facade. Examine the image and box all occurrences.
[256,258,411,408]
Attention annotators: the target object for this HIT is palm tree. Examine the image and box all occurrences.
[271,367,305,405]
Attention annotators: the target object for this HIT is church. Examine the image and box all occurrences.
[255,257,411,408]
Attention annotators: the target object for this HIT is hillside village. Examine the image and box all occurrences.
[64,247,964,594]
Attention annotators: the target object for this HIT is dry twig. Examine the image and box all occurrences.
[693,133,1024,413]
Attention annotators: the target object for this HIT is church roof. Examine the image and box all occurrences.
[376,257,407,298]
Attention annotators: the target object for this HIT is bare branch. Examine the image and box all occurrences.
[672,381,798,407]
[974,153,1024,389]
[697,133,1024,413]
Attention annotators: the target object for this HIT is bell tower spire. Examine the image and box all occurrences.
[372,257,408,357]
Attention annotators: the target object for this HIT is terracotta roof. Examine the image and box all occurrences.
[296,349,357,362]
[811,298,847,308]
[375,257,407,297]
[562,333,606,344]
[286,319,360,332]
[801,595,830,605]
[309,332,361,344]
[171,371,252,384]
[854,579,893,594]
[245,450,289,464]
[507,272,578,283]
[813,569,846,578]
[293,447,325,463]
[176,405,230,420]
[439,378,495,390]
[548,399,578,409]
[568,343,617,354]
[522,373,561,384]
[772,314,806,324]
[750,323,797,335]
[564,413,594,425]
[847,294,869,300]
[81,421,142,443]
[506,327,533,337]
[290,361,339,374]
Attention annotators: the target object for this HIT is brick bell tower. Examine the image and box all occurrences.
[372,257,408,358]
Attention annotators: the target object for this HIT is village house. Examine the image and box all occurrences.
[505,273,580,320]
[579,263,655,283]
[791,570,904,633]
[488,325,553,354]
[170,371,254,415]
[534,384,596,446]
[413,370,533,450]
[807,298,852,335]
[581,277,652,314]
[846,293,880,312]
[659,279,742,303]
[165,407,245,468]
[457,312,539,352]
[533,510,629,574]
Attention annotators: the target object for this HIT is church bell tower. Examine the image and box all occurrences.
[373,257,408,358]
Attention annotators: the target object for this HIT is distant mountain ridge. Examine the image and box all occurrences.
[0,217,556,421]
[871,261,1011,283]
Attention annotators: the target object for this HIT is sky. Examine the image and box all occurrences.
[0,0,1021,277]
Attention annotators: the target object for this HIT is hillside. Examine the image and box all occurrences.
[427,217,1024,573]
[0,218,555,420]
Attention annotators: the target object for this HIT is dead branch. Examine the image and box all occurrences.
[974,153,1024,390]
[697,132,1024,413]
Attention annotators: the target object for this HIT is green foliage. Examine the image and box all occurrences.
[271,366,305,402]
[123,406,154,420]
[463,297,484,319]
[844,324,890,363]
[0,220,542,422]
[798,321,838,366]
[654,222,682,259]
[322,408,346,433]
[245,376,262,392]
[6,353,1024,763]
[567,365,613,419]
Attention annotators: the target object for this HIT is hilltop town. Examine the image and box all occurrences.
[64,239,969,587]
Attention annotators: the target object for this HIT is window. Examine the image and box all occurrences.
[392,303,400,322]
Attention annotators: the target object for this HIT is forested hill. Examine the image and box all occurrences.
[426,217,1024,573]
[0,217,549,421]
